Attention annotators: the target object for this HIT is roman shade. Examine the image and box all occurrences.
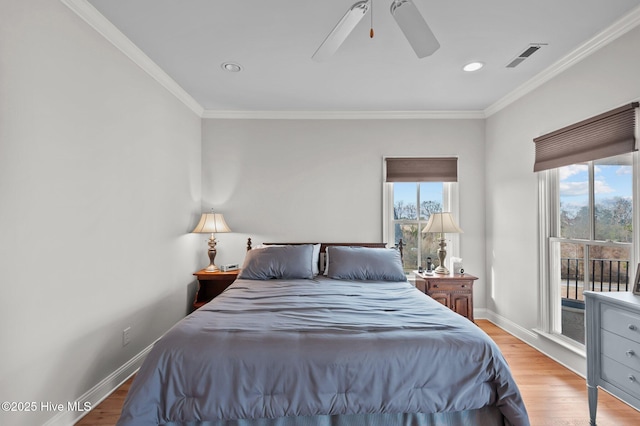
[385,157,458,182]
[533,102,639,172]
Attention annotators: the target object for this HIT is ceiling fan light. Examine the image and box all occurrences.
[312,1,370,62]
[463,62,484,72]
[390,0,440,58]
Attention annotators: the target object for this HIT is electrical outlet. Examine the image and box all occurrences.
[122,327,131,347]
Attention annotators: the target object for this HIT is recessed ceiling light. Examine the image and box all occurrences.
[463,62,484,72]
[221,62,242,72]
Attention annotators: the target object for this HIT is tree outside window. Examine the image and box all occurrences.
[554,153,633,343]
[392,182,443,272]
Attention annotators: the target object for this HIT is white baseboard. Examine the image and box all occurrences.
[481,309,586,378]
[480,309,539,341]
[473,307,489,320]
[42,341,155,426]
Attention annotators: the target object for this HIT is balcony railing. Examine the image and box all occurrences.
[561,258,629,303]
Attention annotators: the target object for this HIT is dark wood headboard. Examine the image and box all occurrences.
[246,238,404,260]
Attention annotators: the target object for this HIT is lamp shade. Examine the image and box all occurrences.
[191,213,231,234]
[421,212,463,234]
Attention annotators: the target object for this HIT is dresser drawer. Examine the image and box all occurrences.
[602,303,640,343]
[601,329,640,371]
[601,355,640,397]
[585,291,640,424]
[426,280,472,292]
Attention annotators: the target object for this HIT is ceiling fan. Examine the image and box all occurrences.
[312,0,440,62]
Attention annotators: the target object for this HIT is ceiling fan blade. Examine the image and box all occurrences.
[390,0,440,58]
[312,1,370,62]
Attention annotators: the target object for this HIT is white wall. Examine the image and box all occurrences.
[485,25,640,374]
[5,2,638,423]
[0,1,202,425]
[201,118,488,305]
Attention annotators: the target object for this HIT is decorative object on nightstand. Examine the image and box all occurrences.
[421,212,463,275]
[220,263,239,272]
[192,269,239,310]
[450,257,464,274]
[191,211,231,272]
[425,257,433,273]
[413,270,477,321]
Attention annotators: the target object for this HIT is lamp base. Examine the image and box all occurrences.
[433,265,449,275]
[435,237,449,275]
[205,246,218,272]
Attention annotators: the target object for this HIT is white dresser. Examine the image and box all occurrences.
[585,291,640,425]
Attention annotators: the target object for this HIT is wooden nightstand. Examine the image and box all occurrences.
[413,271,478,321]
[192,269,239,310]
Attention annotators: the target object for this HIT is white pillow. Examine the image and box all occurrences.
[323,249,329,276]
[311,243,320,275]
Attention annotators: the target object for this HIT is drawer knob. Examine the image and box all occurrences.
[433,284,438,288]
[629,324,638,331]
[627,350,636,357]
[629,375,637,383]
[461,285,466,288]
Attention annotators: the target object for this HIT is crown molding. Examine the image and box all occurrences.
[201,110,486,120]
[60,0,204,117]
[484,5,640,117]
[59,0,481,121]
[62,0,640,121]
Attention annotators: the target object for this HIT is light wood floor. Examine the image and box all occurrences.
[75,320,639,425]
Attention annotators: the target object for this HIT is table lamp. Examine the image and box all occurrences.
[421,212,463,275]
[191,212,231,272]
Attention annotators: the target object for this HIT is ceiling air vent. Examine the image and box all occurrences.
[506,43,547,68]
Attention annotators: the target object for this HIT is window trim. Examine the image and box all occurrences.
[382,156,461,273]
[537,169,556,335]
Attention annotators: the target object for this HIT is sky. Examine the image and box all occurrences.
[559,159,632,209]
[394,182,444,218]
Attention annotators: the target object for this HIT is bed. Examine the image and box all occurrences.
[117,242,529,426]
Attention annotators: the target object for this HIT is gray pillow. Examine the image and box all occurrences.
[239,245,314,280]
[327,246,406,282]
[256,243,321,276]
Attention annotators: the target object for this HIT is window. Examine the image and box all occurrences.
[535,103,639,347]
[548,154,634,344]
[560,157,633,243]
[383,158,459,273]
[391,182,442,272]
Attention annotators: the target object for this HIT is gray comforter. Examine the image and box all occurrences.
[117,277,529,425]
